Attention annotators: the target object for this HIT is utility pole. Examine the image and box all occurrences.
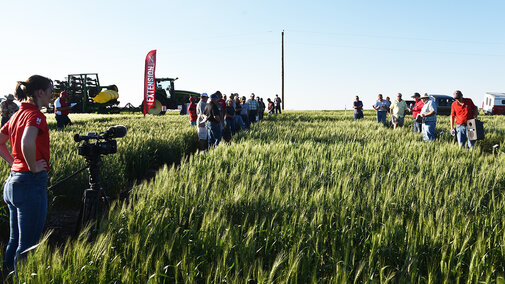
[281,30,285,110]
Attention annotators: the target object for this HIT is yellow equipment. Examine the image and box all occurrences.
[93,90,119,104]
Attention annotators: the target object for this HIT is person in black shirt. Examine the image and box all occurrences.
[204,94,221,147]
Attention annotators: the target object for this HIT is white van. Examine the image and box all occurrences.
[482,92,505,115]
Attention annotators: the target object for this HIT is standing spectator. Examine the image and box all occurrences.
[54,91,73,129]
[372,94,388,126]
[274,94,282,114]
[1,94,19,127]
[216,91,226,131]
[258,98,265,120]
[353,96,363,120]
[196,93,209,150]
[420,93,437,141]
[187,97,197,126]
[240,96,250,129]
[234,96,245,130]
[247,93,259,124]
[409,93,424,133]
[224,100,236,138]
[390,93,408,129]
[451,90,479,149]
[0,75,53,275]
[204,94,221,147]
[267,98,275,114]
[227,93,236,108]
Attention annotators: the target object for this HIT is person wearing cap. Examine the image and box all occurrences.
[54,91,73,129]
[247,93,259,123]
[372,94,388,126]
[241,96,250,129]
[353,96,363,120]
[204,93,221,147]
[1,94,19,127]
[390,93,408,129]
[451,90,479,149]
[409,93,424,133]
[419,93,437,141]
[196,93,209,150]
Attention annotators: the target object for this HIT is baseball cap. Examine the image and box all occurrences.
[201,93,208,97]
[210,94,218,99]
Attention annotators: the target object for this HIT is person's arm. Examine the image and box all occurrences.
[55,99,72,111]
[21,126,47,173]
[451,115,455,130]
[0,133,14,166]
[422,111,435,117]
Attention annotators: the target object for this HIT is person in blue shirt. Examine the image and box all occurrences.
[353,96,363,120]
[372,94,388,126]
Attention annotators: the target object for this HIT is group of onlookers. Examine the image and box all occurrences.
[188,92,283,149]
[354,90,479,148]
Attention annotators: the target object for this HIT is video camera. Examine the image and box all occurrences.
[72,125,127,238]
[74,125,127,157]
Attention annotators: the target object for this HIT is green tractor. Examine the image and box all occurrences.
[53,73,120,114]
[144,77,201,115]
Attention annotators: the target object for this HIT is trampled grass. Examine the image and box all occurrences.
[4,111,505,282]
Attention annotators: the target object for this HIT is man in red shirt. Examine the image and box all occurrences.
[54,91,73,129]
[187,97,197,126]
[451,90,479,148]
[409,93,424,133]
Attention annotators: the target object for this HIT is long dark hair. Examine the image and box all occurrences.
[14,75,53,104]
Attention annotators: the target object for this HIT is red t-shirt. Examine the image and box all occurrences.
[1,103,50,172]
[54,97,70,115]
[451,98,476,125]
[412,100,424,118]
[188,103,197,121]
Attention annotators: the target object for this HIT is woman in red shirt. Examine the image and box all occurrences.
[0,75,53,275]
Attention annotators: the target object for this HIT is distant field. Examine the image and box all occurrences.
[3,111,505,282]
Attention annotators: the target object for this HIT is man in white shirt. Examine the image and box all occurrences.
[419,93,437,141]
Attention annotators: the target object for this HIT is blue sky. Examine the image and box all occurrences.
[0,0,503,110]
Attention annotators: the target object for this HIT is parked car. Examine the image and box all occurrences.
[482,92,505,115]
[429,94,454,116]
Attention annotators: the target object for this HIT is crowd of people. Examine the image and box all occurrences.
[354,90,479,148]
[187,92,282,149]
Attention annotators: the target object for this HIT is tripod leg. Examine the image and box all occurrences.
[77,189,100,239]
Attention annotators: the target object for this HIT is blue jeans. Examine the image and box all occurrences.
[206,121,221,147]
[413,120,422,133]
[376,111,387,126]
[354,112,363,120]
[456,125,476,148]
[422,121,436,141]
[225,118,235,136]
[249,110,257,123]
[3,171,48,272]
[190,121,196,126]
[241,114,250,129]
[235,115,245,130]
